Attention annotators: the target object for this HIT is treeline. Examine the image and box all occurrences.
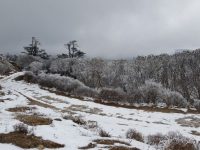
[1,37,200,109]
[4,49,200,109]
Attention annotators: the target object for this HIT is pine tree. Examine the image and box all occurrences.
[58,40,85,58]
[23,37,49,59]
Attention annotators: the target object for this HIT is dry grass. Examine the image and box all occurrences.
[95,99,190,114]
[28,99,56,109]
[176,116,200,128]
[109,146,140,150]
[64,104,102,115]
[7,106,36,112]
[79,140,136,150]
[0,131,64,149]
[41,87,85,100]
[78,143,96,149]
[93,139,130,146]
[126,129,144,142]
[63,115,86,125]
[17,115,52,126]
[165,139,198,150]
[191,130,200,136]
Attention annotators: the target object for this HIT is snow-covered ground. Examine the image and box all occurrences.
[0,72,200,150]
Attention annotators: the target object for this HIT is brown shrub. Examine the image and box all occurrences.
[0,91,5,96]
[13,123,29,134]
[78,143,96,149]
[164,132,198,150]
[147,131,199,150]
[15,72,37,83]
[147,133,166,145]
[63,115,86,125]
[98,128,111,137]
[126,129,144,142]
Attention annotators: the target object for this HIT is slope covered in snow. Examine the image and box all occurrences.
[0,72,200,150]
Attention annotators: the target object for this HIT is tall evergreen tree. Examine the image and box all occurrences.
[58,40,85,58]
[23,37,49,59]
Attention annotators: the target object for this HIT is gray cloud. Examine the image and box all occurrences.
[0,0,200,58]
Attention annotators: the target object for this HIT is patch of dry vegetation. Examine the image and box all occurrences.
[95,99,190,114]
[0,123,64,149]
[78,143,96,149]
[147,133,166,145]
[0,85,5,98]
[191,130,200,136]
[17,115,52,126]
[98,128,111,137]
[7,106,36,112]
[79,139,138,150]
[63,115,86,125]
[0,91,5,96]
[93,139,130,146]
[109,146,140,150]
[147,131,199,150]
[176,116,200,128]
[64,104,102,115]
[126,129,144,142]
[0,132,64,149]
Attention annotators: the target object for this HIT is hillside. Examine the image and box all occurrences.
[0,72,200,150]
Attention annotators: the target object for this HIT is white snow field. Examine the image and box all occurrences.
[0,72,200,150]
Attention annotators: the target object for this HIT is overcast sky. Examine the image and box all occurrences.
[0,0,200,58]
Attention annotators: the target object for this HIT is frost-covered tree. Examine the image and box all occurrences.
[29,61,43,74]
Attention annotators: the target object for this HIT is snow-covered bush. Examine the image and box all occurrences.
[29,61,43,73]
[139,81,187,107]
[38,73,82,93]
[13,123,28,134]
[16,55,38,69]
[74,86,98,97]
[21,72,97,97]
[25,71,38,83]
[147,131,199,150]
[164,132,198,150]
[0,60,15,75]
[127,89,143,104]
[147,133,166,146]
[194,100,200,112]
[99,88,126,102]
[140,81,161,104]
[164,91,187,108]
